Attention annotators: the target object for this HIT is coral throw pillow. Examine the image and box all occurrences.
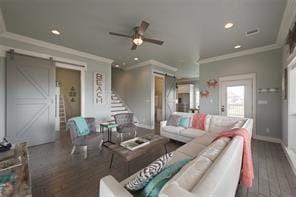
[192,113,207,130]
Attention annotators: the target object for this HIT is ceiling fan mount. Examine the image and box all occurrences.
[109,20,164,50]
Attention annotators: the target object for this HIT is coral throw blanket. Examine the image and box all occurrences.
[191,113,207,130]
[215,128,254,188]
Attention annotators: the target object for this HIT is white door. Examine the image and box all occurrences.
[220,79,253,118]
[6,53,56,146]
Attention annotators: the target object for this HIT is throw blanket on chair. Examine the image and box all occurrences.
[214,128,254,188]
[191,113,207,130]
[70,117,90,136]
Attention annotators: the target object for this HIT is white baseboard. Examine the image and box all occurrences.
[252,134,282,143]
[281,142,296,176]
[136,123,154,130]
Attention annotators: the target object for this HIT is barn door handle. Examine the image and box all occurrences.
[221,105,225,112]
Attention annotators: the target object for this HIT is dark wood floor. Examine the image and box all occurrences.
[237,140,296,197]
[29,128,296,197]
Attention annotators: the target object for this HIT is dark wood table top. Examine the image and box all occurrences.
[108,134,169,162]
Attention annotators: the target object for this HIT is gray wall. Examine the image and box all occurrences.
[0,36,112,140]
[200,49,282,139]
[0,57,5,140]
[112,66,152,127]
[112,64,176,128]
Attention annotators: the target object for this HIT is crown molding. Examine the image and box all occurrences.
[0,32,114,64]
[276,0,296,46]
[124,59,178,72]
[0,45,88,67]
[198,44,280,64]
[0,9,6,34]
[198,0,296,65]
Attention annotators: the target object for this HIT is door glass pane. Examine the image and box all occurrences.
[227,86,244,117]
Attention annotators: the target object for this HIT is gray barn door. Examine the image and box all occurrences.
[165,75,176,120]
[6,53,55,146]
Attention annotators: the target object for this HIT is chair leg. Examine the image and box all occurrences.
[83,145,87,159]
[99,138,103,150]
[120,133,123,142]
[134,130,137,137]
[71,145,76,155]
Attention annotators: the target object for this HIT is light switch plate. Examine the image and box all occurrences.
[258,100,268,104]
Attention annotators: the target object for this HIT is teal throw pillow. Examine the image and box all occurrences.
[178,117,190,128]
[141,159,191,197]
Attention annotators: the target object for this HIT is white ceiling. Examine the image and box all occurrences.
[0,0,287,78]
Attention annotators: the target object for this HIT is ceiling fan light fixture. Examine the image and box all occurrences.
[133,38,143,46]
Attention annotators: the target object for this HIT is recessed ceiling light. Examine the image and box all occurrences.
[234,45,241,49]
[115,64,119,68]
[134,57,139,61]
[51,30,61,35]
[224,23,234,29]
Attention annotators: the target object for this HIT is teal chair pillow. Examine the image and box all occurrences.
[140,159,191,197]
[178,117,190,128]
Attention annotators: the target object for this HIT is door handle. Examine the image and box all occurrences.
[221,105,225,112]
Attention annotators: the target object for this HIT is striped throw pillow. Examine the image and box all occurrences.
[125,152,173,191]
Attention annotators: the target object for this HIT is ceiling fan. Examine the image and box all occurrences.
[109,20,164,50]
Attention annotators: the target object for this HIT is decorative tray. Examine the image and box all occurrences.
[120,137,150,151]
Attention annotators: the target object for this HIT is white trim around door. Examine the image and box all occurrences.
[219,73,257,135]
[55,62,86,117]
[151,70,167,130]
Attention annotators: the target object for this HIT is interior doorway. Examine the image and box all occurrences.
[219,73,256,131]
[55,63,83,134]
[154,75,165,128]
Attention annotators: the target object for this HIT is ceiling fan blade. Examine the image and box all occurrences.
[109,32,132,38]
[138,21,150,35]
[131,43,137,50]
[143,38,164,45]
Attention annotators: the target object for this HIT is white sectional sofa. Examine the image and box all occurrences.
[100,113,253,197]
[161,112,253,143]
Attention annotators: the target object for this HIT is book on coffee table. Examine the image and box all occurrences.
[120,137,150,151]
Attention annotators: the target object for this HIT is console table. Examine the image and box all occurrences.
[100,122,118,147]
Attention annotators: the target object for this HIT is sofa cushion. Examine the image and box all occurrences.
[191,113,207,130]
[162,126,184,135]
[189,133,217,146]
[180,128,206,139]
[178,117,190,128]
[120,151,192,186]
[168,138,230,192]
[125,152,173,191]
[177,141,206,158]
[141,159,191,197]
[208,116,245,133]
[167,115,181,126]
[198,137,230,161]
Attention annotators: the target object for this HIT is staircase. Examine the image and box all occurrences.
[110,92,136,123]
[59,90,67,129]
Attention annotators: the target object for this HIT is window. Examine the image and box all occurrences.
[227,86,245,117]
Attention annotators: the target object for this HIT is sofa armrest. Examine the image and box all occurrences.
[160,121,167,136]
[160,120,167,127]
[100,175,132,197]
[242,119,253,137]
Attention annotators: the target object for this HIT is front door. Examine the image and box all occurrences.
[220,79,253,118]
[6,53,56,146]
